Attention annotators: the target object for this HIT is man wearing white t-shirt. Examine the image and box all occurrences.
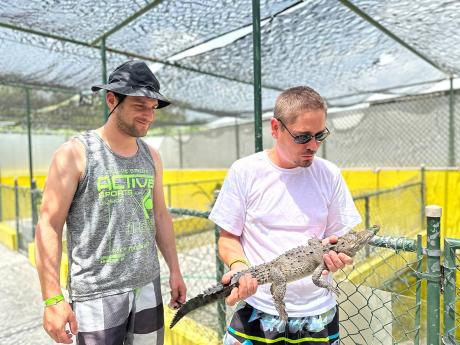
[209,86,361,345]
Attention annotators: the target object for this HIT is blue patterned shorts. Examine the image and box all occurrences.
[224,302,339,345]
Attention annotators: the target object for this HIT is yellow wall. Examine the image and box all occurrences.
[425,170,460,239]
[162,170,227,210]
[342,168,460,239]
[1,168,459,238]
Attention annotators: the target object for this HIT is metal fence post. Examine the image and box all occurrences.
[214,223,226,339]
[364,196,370,257]
[415,235,423,345]
[425,205,442,345]
[14,179,20,246]
[212,189,226,338]
[443,238,460,344]
[167,184,172,208]
[31,179,38,238]
[420,165,426,229]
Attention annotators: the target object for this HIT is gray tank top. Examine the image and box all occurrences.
[66,131,160,301]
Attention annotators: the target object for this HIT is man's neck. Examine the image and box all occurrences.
[267,148,296,169]
[96,123,138,157]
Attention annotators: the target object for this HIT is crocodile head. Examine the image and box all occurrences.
[333,226,379,257]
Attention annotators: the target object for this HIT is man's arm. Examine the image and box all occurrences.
[148,147,186,308]
[218,230,258,306]
[35,140,84,344]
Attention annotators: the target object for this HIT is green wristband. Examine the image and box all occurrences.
[43,294,64,307]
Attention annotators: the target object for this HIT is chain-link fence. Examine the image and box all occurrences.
[353,179,424,262]
[1,175,459,344]
[336,235,423,344]
[443,238,460,343]
[0,181,39,253]
[163,210,458,345]
[160,208,225,342]
[145,90,460,169]
[1,88,458,172]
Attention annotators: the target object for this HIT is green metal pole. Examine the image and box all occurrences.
[101,37,109,121]
[415,235,422,345]
[25,88,34,186]
[443,238,460,344]
[364,196,370,257]
[448,77,455,166]
[420,165,426,229]
[25,87,37,236]
[214,224,226,337]
[14,179,20,250]
[167,185,172,208]
[425,205,441,345]
[235,116,240,160]
[31,179,38,238]
[178,129,183,169]
[211,189,226,337]
[252,0,263,152]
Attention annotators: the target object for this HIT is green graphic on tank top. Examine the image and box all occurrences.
[97,174,154,199]
[142,192,153,219]
[97,171,155,264]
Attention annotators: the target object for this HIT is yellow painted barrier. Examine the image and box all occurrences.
[164,308,220,345]
[2,168,459,237]
[0,222,17,250]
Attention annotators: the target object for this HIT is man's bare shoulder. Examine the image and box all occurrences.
[143,141,162,166]
[50,138,86,177]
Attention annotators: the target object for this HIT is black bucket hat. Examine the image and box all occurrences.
[91,60,170,108]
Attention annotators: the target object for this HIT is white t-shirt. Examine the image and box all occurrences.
[209,151,362,317]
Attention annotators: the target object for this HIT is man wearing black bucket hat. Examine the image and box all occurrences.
[35,60,186,344]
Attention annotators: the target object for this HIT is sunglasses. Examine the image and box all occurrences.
[277,118,330,144]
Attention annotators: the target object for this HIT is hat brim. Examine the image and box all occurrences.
[92,83,171,108]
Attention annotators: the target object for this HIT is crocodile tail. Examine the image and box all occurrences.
[169,283,235,329]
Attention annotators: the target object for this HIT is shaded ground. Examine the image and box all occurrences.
[0,243,54,345]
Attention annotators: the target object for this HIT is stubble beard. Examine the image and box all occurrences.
[296,159,313,168]
[295,150,316,167]
[115,113,148,138]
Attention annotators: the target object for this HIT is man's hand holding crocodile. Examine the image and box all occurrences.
[222,262,258,306]
[322,235,354,275]
[170,227,379,328]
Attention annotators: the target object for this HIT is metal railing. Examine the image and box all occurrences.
[163,179,223,209]
[0,179,40,252]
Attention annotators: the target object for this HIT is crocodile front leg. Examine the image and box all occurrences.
[269,267,288,322]
[311,262,340,296]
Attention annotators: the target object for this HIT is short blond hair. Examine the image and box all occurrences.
[274,86,327,125]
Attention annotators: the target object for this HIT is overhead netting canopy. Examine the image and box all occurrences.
[1,0,459,125]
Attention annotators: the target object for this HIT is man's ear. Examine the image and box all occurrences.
[106,91,117,109]
[271,117,280,139]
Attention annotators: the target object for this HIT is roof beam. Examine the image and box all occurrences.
[90,0,167,46]
[327,77,447,101]
[167,0,303,62]
[0,21,92,47]
[337,0,450,76]
[0,21,283,92]
[0,80,78,94]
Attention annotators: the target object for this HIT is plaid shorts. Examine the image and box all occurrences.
[72,277,164,345]
[224,302,339,345]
